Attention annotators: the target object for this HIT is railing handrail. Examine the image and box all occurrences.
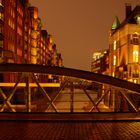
[0,63,140,93]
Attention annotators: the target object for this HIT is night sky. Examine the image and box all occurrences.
[30,0,139,71]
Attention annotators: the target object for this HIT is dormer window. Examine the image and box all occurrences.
[130,33,139,45]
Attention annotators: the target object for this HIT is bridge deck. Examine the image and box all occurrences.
[0,112,140,121]
[0,113,140,140]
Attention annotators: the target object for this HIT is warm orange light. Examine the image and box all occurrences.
[0,83,60,87]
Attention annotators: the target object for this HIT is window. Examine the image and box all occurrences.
[0,40,3,47]
[8,44,14,52]
[133,51,139,62]
[113,40,117,50]
[112,72,115,77]
[133,79,138,84]
[17,48,22,56]
[17,6,23,17]
[133,45,139,63]
[136,16,140,25]
[130,33,139,45]
[0,0,4,7]
[113,55,116,65]
[0,12,3,20]
[8,19,14,29]
[17,27,22,36]
[11,8,15,18]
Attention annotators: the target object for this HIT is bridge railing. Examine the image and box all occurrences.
[0,63,140,113]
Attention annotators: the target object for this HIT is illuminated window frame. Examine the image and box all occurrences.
[133,50,139,63]
[131,33,139,45]
[133,79,138,84]
[136,16,140,25]
[113,40,117,50]
[113,55,116,65]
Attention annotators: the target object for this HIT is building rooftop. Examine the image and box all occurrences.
[111,5,140,34]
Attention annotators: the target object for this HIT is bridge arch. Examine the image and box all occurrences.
[0,63,140,113]
[0,63,140,93]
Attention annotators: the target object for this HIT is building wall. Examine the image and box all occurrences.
[91,50,109,74]
[109,5,140,111]
[91,5,140,111]
[1,0,26,82]
[28,6,40,64]
[0,0,63,82]
[109,21,140,83]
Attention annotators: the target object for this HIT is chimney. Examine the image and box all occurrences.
[125,3,132,18]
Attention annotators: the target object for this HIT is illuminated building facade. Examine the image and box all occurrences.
[109,4,140,84]
[91,4,140,111]
[27,6,41,64]
[38,30,48,65]
[0,0,28,82]
[91,49,109,74]
[109,4,140,111]
[0,0,4,63]
[56,53,63,67]
[0,0,63,82]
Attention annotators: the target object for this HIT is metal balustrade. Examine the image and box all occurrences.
[0,63,140,112]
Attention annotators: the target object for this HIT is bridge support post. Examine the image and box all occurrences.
[70,82,74,113]
[112,90,115,112]
[120,90,138,112]
[44,81,68,112]
[0,74,23,112]
[32,74,58,112]
[25,73,31,112]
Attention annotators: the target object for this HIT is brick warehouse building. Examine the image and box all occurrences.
[109,4,140,84]
[91,4,140,112]
[91,49,109,74]
[109,4,140,111]
[0,0,63,82]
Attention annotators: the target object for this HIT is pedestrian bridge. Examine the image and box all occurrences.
[0,63,140,113]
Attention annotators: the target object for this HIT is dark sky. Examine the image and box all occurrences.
[30,0,139,71]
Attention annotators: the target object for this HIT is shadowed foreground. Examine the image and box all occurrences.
[0,121,140,140]
[0,113,140,140]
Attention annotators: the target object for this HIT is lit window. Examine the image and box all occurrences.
[13,12,15,18]
[0,12,3,20]
[0,0,4,7]
[112,72,115,77]
[133,79,138,84]
[113,55,116,65]
[136,16,140,25]
[130,33,139,45]
[133,50,139,62]
[113,40,117,50]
